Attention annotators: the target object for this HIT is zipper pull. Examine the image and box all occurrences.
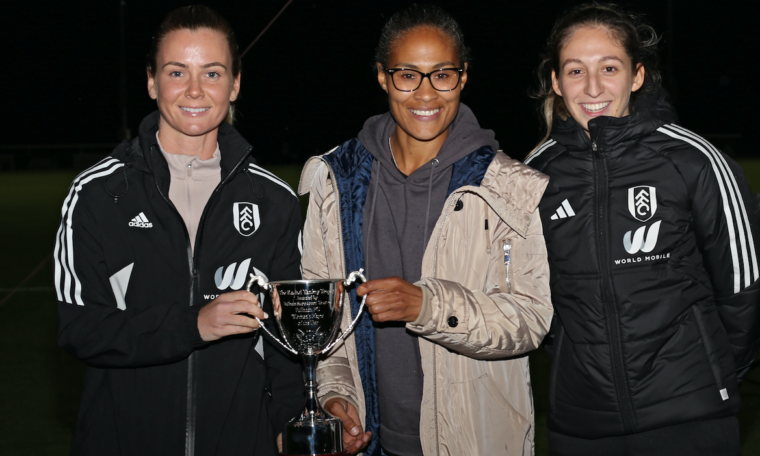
[592,141,598,152]
[502,240,512,294]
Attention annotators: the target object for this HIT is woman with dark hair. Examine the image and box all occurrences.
[54,5,304,455]
[525,3,760,455]
[300,4,552,455]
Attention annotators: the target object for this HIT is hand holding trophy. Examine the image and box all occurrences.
[247,270,368,456]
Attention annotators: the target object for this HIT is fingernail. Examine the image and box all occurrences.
[350,426,360,436]
[263,312,269,319]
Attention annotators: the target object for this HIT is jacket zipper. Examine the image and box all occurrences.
[502,240,512,294]
[592,140,637,432]
[151,145,251,456]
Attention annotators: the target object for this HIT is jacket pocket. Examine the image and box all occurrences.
[692,306,730,401]
[548,324,565,412]
[502,239,512,294]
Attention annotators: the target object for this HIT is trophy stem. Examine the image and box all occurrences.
[302,353,324,417]
[283,353,346,455]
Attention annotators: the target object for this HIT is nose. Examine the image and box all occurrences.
[414,76,438,102]
[585,73,604,98]
[185,75,204,99]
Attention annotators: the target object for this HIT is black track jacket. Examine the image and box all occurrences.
[54,112,305,455]
[525,91,760,439]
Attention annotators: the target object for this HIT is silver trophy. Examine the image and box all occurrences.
[246,270,367,456]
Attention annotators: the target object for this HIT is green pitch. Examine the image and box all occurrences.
[1,165,758,455]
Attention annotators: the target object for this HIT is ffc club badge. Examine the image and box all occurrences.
[628,186,657,222]
[233,202,260,236]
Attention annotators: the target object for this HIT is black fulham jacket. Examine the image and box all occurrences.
[525,90,760,439]
[54,112,305,455]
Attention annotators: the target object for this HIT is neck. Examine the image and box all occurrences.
[157,118,219,160]
[390,127,449,176]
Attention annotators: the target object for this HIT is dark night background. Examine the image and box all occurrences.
[2,2,760,453]
[1,0,757,168]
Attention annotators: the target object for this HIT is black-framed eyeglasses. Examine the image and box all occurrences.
[384,67,464,92]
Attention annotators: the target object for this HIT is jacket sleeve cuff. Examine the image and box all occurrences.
[182,305,208,349]
[319,392,360,416]
[411,283,433,326]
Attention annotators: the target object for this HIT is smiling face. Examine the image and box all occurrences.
[147,28,240,142]
[551,26,644,132]
[377,26,467,147]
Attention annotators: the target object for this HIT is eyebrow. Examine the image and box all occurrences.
[391,61,458,69]
[202,62,228,70]
[163,61,188,69]
[561,55,625,68]
[161,61,228,70]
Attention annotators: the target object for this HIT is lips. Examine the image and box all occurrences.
[580,101,610,114]
[181,107,210,113]
[408,108,443,122]
[410,108,440,116]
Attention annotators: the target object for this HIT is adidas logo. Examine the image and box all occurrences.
[129,212,153,228]
[550,199,576,220]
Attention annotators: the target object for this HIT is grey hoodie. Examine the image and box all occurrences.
[359,103,498,456]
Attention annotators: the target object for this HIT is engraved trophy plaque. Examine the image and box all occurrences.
[247,270,367,456]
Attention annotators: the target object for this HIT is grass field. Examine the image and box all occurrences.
[1,164,759,455]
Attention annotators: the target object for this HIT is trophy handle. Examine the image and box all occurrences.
[246,274,299,355]
[322,268,368,353]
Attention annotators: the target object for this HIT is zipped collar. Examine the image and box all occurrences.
[551,88,679,155]
[125,111,254,193]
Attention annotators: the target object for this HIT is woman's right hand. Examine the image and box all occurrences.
[197,290,267,342]
[324,398,372,454]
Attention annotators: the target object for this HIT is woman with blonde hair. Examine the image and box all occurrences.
[55,6,303,454]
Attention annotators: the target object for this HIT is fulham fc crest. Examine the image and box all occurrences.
[233,202,260,236]
[628,186,657,222]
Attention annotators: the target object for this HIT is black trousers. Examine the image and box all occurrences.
[548,416,740,456]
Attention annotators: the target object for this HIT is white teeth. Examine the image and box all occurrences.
[581,102,610,113]
[411,108,440,116]
[181,107,210,113]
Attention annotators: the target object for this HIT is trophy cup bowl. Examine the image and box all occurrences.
[247,270,367,456]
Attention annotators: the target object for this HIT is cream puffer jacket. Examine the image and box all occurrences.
[299,149,552,456]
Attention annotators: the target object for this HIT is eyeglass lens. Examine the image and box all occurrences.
[391,69,460,91]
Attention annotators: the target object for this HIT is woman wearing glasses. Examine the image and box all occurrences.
[299,5,552,455]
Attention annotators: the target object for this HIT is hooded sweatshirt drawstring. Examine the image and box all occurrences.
[423,159,439,249]
[364,160,382,278]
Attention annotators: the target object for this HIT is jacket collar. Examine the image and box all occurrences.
[551,88,679,154]
[300,139,543,239]
[125,111,253,193]
[299,138,496,196]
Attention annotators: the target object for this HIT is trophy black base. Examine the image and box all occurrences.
[282,416,345,456]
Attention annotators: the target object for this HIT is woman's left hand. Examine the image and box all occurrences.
[357,277,423,323]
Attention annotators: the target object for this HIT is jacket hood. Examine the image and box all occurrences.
[551,87,679,152]
[357,103,499,182]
